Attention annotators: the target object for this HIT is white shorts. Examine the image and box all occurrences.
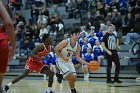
[56,59,76,77]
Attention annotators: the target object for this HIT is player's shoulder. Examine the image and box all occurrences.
[60,39,69,44]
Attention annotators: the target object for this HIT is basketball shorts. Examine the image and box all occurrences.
[0,39,9,73]
[25,59,45,73]
[56,60,76,78]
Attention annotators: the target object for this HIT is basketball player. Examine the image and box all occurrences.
[0,1,16,93]
[55,29,89,93]
[4,34,54,93]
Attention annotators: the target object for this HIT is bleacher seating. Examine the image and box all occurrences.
[4,0,140,79]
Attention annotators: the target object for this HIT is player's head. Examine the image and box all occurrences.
[70,28,80,41]
[42,34,52,46]
[108,24,114,33]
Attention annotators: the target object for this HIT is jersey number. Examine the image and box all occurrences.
[67,52,71,57]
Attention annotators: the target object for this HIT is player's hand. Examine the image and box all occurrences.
[63,57,69,61]
[107,50,112,55]
[86,62,90,66]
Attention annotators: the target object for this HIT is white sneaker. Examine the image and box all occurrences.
[136,77,140,80]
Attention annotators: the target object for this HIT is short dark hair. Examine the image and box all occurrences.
[109,24,114,27]
[42,34,50,43]
[70,28,80,35]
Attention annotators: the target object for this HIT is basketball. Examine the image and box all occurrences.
[88,61,100,72]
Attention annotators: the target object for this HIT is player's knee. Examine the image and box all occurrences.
[49,71,54,77]
[67,74,77,82]
[72,76,77,82]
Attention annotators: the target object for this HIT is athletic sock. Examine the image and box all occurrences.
[47,87,52,92]
[7,82,13,87]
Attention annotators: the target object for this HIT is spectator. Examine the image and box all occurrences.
[39,24,48,39]
[124,14,140,45]
[122,13,135,35]
[87,31,98,47]
[82,47,94,81]
[40,4,49,18]
[81,37,92,58]
[111,9,122,31]
[79,32,86,47]
[93,39,104,64]
[31,4,39,24]
[109,0,120,12]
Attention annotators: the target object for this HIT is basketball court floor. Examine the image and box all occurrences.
[2,77,140,93]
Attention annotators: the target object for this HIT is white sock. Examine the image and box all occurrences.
[85,74,89,80]
[84,74,86,80]
[47,87,52,92]
[7,82,12,87]
[44,74,47,80]
[87,73,89,78]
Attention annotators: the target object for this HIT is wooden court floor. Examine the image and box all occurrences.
[2,77,140,93]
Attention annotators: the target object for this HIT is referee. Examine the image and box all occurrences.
[102,24,122,84]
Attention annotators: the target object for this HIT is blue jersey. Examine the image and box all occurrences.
[72,56,80,65]
[82,45,88,55]
[43,52,56,65]
[79,38,84,48]
[93,45,104,60]
[88,37,96,47]
[96,32,103,42]
[84,53,94,63]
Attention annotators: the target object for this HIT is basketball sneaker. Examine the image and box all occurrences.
[71,88,78,93]
[106,80,114,84]
[56,73,63,84]
[114,80,122,83]
[46,90,54,93]
[3,85,9,92]
[71,91,78,93]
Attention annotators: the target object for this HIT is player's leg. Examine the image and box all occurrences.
[57,61,78,93]
[113,51,122,83]
[0,73,4,92]
[55,62,63,84]
[50,64,57,79]
[106,54,114,84]
[65,72,77,93]
[40,66,54,93]
[4,69,30,92]
[65,63,78,93]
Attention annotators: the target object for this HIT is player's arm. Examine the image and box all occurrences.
[0,1,16,50]
[101,42,108,52]
[29,44,45,60]
[101,42,112,55]
[54,40,68,61]
[75,44,89,65]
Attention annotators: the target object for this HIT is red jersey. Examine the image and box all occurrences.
[25,44,52,73]
[28,44,51,62]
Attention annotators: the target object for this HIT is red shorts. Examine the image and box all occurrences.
[25,58,45,73]
[0,39,9,73]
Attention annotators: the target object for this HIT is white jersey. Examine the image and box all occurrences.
[57,38,78,62]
